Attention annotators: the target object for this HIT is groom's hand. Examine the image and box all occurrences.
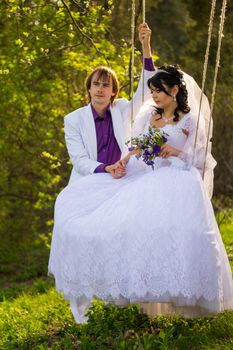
[105,161,126,179]
[114,160,127,178]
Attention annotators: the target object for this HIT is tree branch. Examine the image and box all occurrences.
[61,0,106,57]
[0,193,34,201]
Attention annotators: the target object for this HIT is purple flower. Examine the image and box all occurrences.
[162,135,168,143]
[153,145,161,155]
[145,148,153,156]
[126,127,169,170]
[146,160,154,166]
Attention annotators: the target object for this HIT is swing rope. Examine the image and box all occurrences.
[130,0,136,129]
[130,0,146,128]
[192,0,217,166]
[141,0,146,103]
[192,0,227,181]
[202,0,227,178]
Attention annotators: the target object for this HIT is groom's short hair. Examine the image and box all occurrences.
[85,66,120,104]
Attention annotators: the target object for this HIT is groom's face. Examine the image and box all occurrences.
[89,73,115,107]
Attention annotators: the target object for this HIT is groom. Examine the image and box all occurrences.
[64,24,155,183]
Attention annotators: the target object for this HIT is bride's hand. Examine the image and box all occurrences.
[138,23,152,58]
[122,149,141,162]
[160,144,180,158]
[129,148,142,156]
[118,154,131,168]
[118,149,142,169]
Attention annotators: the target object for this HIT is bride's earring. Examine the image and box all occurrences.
[173,95,176,102]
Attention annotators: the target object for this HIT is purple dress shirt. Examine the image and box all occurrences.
[92,105,121,173]
[94,57,155,173]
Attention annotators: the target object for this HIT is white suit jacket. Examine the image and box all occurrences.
[64,69,155,183]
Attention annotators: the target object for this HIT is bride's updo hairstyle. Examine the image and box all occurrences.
[147,64,190,122]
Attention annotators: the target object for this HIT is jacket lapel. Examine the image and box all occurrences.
[83,104,97,160]
[110,105,127,154]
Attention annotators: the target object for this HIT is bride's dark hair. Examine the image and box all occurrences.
[147,64,190,122]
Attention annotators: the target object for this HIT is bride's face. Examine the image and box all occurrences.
[149,83,177,109]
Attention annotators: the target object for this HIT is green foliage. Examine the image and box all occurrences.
[0,236,49,286]
[213,199,233,269]
[0,0,137,253]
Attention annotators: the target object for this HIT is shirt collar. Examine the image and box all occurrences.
[91,104,111,120]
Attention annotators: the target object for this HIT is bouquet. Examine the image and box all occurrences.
[126,126,168,169]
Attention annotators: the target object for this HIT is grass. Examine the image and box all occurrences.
[0,208,232,349]
[0,280,233,349]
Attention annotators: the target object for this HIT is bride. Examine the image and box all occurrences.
[48,50,233,325]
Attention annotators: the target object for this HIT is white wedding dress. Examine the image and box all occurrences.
[48,110,233,323]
